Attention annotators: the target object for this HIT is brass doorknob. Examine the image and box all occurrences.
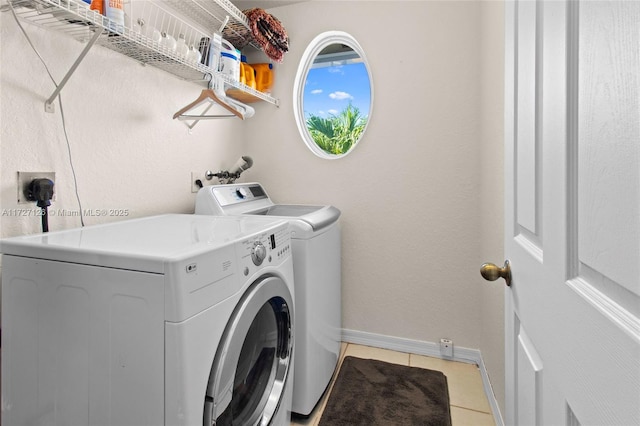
[480,260,512,287]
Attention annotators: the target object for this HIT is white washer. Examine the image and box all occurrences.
[0,214,295,426]
[195,183,341,416]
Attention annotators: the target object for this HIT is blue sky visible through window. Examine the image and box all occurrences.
[303,61,371,119]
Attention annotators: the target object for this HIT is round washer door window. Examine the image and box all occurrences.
[203,276,293,426]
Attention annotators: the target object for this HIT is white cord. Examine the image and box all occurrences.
[8,1,85,226]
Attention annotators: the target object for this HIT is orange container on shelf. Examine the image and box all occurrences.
[252,63,274,93]
[239,62,246,85]
[240,62,256,89]
[90,0,103,13]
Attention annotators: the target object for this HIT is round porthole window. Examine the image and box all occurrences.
[293,31,373,159]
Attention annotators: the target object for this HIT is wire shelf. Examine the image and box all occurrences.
[5,0,278,105]
[159,0,256,49]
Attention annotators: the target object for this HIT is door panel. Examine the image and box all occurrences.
[516,0,541,238]
[577,1,640,297]
[515,319,544,426]
[505,1,640,425]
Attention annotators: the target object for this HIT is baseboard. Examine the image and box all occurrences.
[341,328,504,426]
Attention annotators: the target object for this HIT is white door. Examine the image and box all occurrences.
[496,1,640,424]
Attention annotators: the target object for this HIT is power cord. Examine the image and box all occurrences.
[27,178,55,232]
[8,1,85,227]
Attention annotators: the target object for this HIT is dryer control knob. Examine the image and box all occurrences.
[251,242,267,266]
[236,187,249,199]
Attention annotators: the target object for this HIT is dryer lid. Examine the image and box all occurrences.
[195,183,341,231]
[246,204,341,231]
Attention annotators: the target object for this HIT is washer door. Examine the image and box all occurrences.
[203,275,293,426]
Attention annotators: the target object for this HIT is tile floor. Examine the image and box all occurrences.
[290,343,496,426]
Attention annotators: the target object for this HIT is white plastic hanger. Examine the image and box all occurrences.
[173,75,254,130]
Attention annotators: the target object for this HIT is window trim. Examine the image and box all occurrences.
[292,31,374,159]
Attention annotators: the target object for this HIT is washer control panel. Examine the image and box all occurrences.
[239,223,291,274]
[212,183,269,207]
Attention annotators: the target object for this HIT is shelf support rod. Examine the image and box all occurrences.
[45,28,103,113]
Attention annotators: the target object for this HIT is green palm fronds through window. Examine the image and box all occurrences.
[306,103,367,155]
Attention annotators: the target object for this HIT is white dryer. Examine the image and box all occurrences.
[195,183,341,416]
[0,214,295,426]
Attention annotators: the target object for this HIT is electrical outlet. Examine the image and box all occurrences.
[439,338,453,358]
[191,171,207,193]
[17,171,56,204]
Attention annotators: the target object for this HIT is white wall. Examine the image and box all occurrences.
[0,9,245,238]
[243,0,505,412]
[0,0,505,415]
